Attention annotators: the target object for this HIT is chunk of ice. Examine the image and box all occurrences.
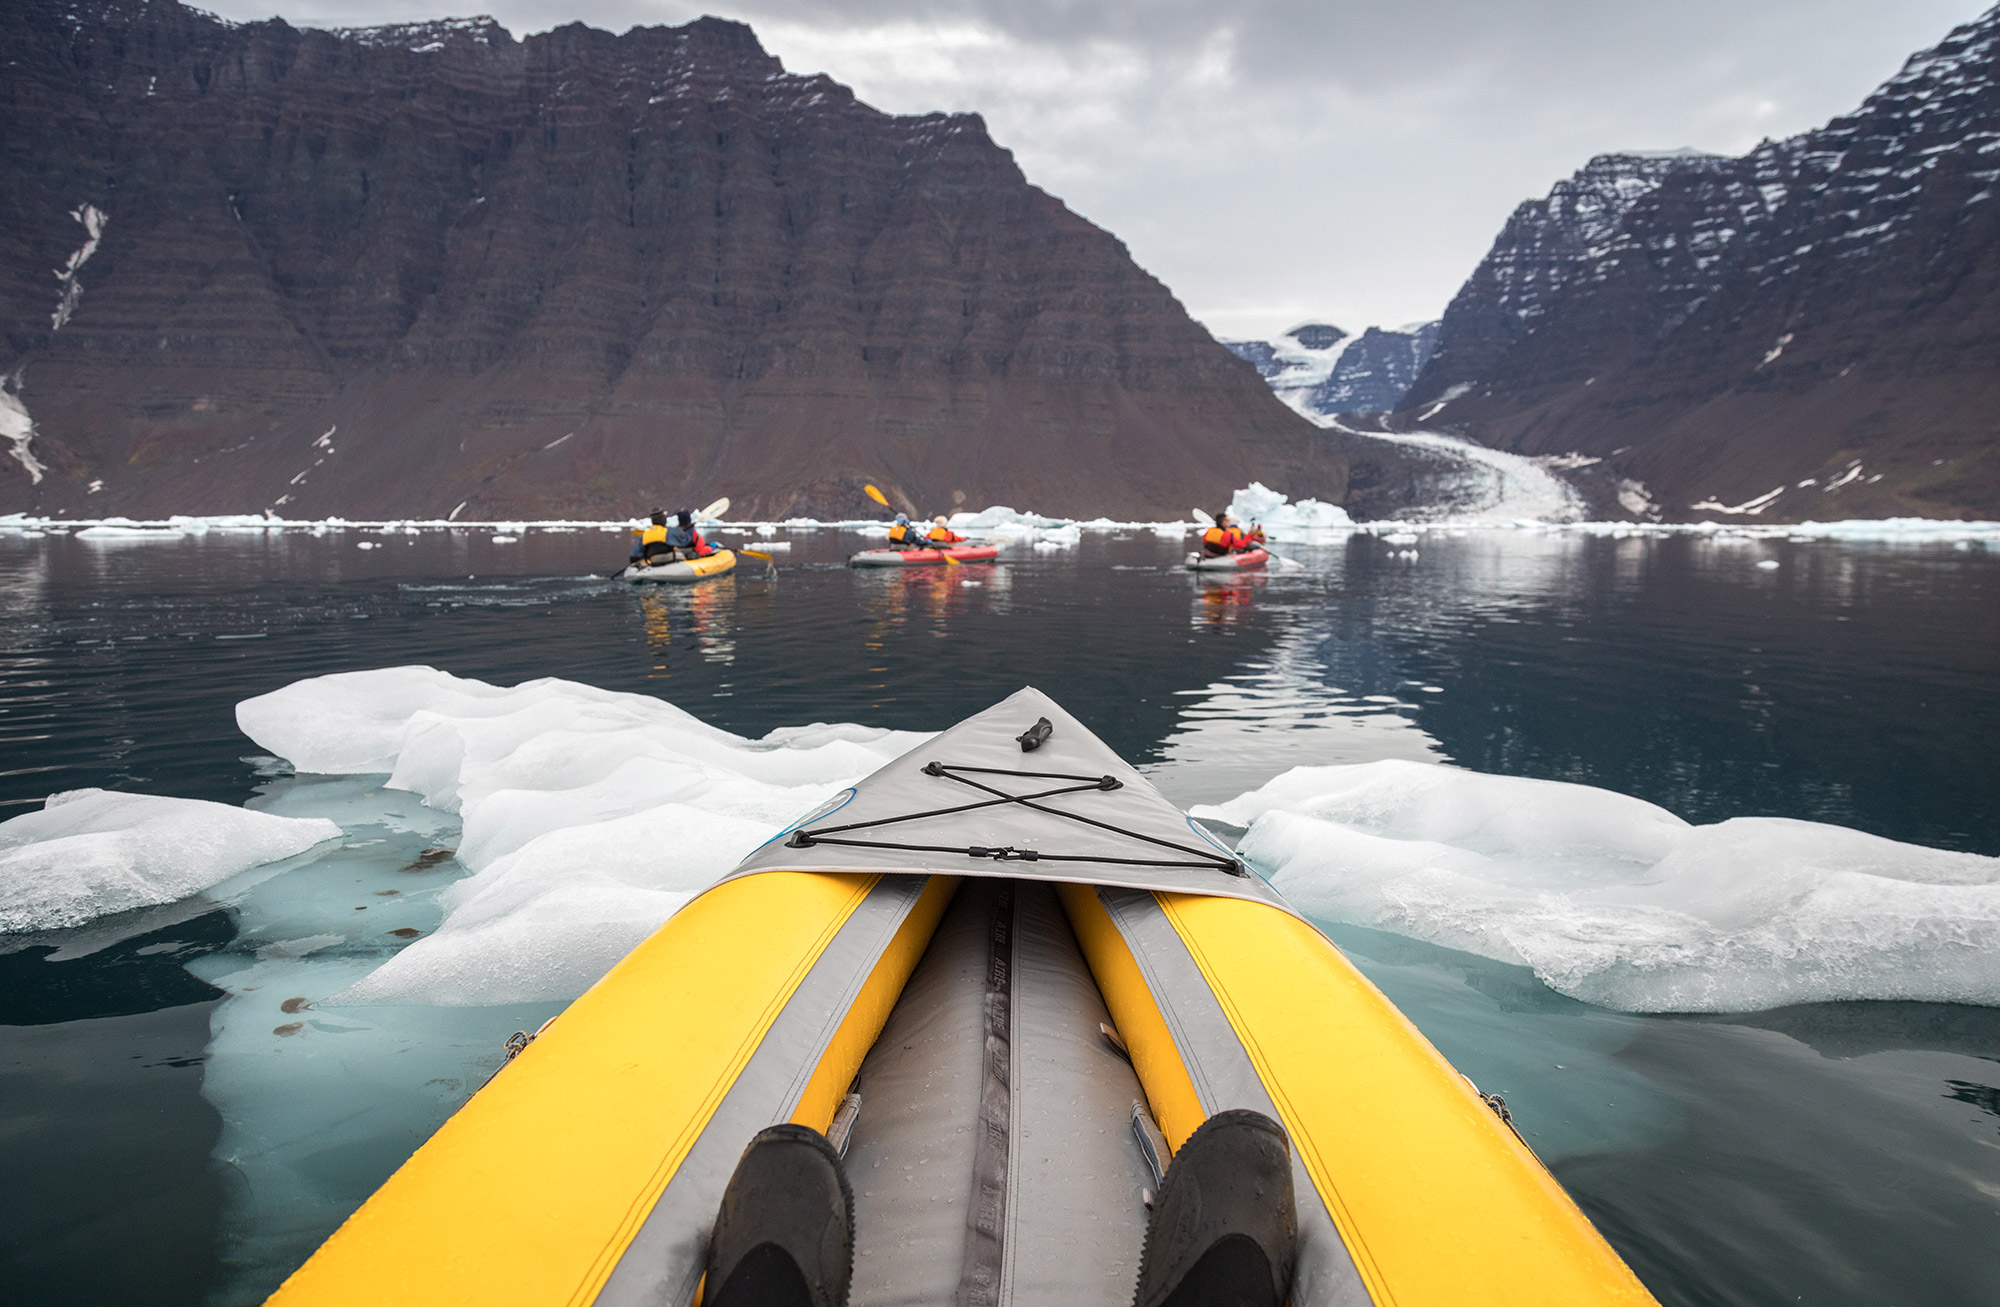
[1197,760,2000,1012]
[0,789,339,931]
[237,668,928,1004]
[1226,481,1354,539]
[339,804,777,1004]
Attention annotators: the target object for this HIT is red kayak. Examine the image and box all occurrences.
[1185,548,1269,571]
[849,544,1000,567]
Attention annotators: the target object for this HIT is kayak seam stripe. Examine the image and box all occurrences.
[569,873,882,1306]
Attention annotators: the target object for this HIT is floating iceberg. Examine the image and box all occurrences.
[1225,481,1354,539]
[0,789,340,932]
[340,803,776,1005]
[1196,760,2000,1012]
[238,668,930,1004]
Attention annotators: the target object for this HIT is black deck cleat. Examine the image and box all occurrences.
[702,1123,854,1307]
[1132,1109,1298,1307]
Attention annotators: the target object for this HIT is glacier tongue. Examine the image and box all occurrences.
[1198,760,2000,1012]
[0,789,340,932]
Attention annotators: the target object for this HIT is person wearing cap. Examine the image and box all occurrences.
[663,508,715,558]
[926,515,967,545]
[887,512,927,547]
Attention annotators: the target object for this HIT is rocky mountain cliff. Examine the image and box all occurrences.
[1225,321,1438,418]
[1398,7,2000,521]
[0,0,1344,521]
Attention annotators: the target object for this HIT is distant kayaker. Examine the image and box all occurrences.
[887,513,928,547]
[630,509,672,565]
[1201,513,1254,557]
[926,515,967,545]
[665,509,715,558]
[632,508,714,565]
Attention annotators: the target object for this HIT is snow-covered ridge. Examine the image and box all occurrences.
[329,16,505,50]
[1223,320,1438,418]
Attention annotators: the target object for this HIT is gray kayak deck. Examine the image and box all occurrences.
[845,878,1154,1307]
[729,687,1293,911]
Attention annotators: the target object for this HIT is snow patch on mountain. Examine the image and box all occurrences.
[52,204,107,332]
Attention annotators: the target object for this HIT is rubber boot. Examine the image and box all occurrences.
[701,1123,854,1307]
[1133,1109,1298,1307]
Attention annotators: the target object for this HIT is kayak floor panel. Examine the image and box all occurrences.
[844,878,1153,1307]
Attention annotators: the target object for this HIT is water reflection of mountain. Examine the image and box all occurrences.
[1146,623,1445,808]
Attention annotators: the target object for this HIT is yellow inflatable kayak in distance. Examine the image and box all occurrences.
[271,688,1656,1307]
[619,549,737,583]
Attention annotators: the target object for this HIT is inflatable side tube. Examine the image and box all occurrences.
[848,545,1000,567]
[623,549,738,583]
[270,871,955,1307]
[1184,549,1269,571]
[1059,884,1657,1307]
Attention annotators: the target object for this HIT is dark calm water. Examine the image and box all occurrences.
[2,524,1997,1305]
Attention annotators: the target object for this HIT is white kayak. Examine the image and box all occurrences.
[1185,548,1269,571]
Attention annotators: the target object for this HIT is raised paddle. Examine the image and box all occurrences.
[864,484,890,507]
[693,496,729,523]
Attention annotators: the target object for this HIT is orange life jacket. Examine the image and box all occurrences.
[1202,526,1231,555]
[889,524,923,546]
[927,526,964,544]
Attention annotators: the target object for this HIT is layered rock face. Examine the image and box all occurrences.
[0,0,1342,520]
[1399,8,2000,521]
[1224,320,1438,417]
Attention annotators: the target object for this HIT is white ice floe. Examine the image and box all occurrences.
[1196,760,2000,1013]
[1,503,1996,544]
[1225,481,1354,539]
[341,804,775,1005]
[74,523,187,541]
[946,505,1085,546]
[0,789,339,932]
[238,668,930,1003]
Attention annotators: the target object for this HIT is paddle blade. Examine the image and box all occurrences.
[943,553,960,565]
[738,549,774,562]
[1192,508,1216,527]
[864,483,890,507]
[695,496,730,522]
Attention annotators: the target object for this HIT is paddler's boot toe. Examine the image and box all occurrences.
[702,1123,854,1307]
[1133,1108,1297,1307]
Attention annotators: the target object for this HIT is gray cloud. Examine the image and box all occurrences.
[201,0,1988,337]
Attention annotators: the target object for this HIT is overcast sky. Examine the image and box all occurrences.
[203,0,1988,340]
